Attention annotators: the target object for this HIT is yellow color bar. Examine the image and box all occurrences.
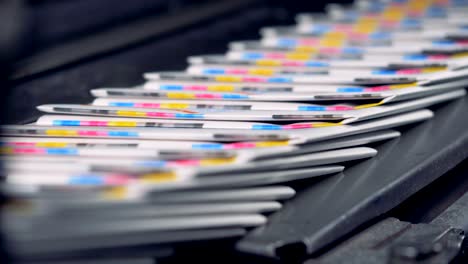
[36,142,69,148]
[256,59,282,66]
[421,67,447,73]
[159,103,189,109]
[45,130,78,136]
[354,101,385,110]
[319,38,344,48]
[207,85,235,92]
[0,147,13,155]
[215,76,242,82]
[285,53,311,60]
[382,6,405,21]
[200,156,237,166]
[107,121,138,127]
[389,82,418,90]
[249,68,275,76]
[295,46,318,53]
[140,172,178,183]
[102,186,128,200]
[452,52,468,58]
[167,92,196,99]
[255,140,290,148]
[311,122,341,128]
[116,110,147,117]
[353,22,378,34]
[323,31,347,40]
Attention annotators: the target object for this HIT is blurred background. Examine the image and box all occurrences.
[0,0,352,263]
[0,0,351,125]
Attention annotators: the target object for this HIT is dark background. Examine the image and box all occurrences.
[0,0,351,125]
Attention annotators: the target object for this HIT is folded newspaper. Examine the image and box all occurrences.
[1,0,467,262]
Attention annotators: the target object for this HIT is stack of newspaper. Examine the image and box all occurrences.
[1,0,468,262]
